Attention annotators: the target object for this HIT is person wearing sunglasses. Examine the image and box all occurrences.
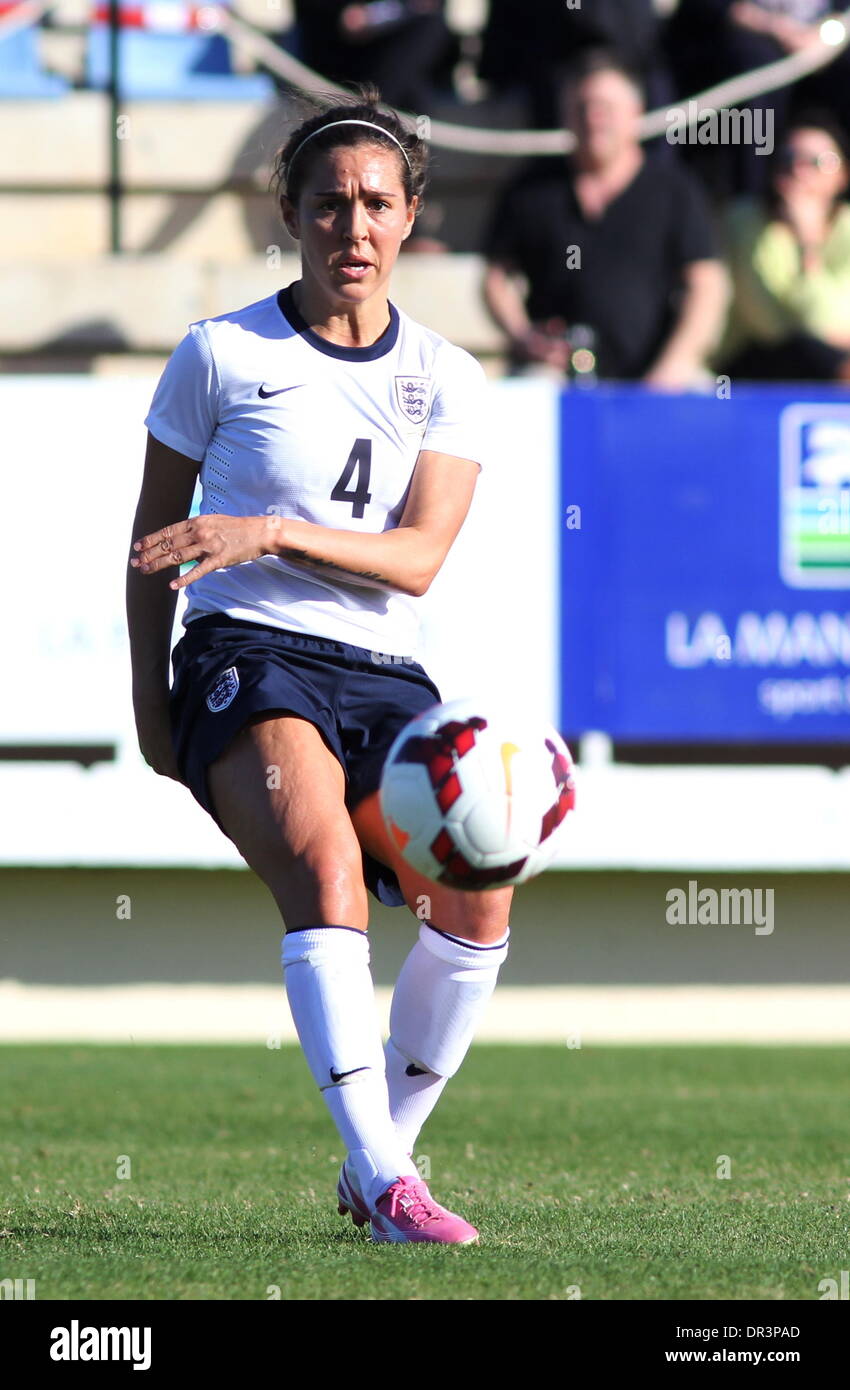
[721,111,850,379]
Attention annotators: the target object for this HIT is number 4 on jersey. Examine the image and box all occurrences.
[331,438,372,518]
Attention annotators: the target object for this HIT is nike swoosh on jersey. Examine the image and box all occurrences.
[257,383,305,398]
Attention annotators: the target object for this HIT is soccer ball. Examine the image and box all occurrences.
[379,697,576,890]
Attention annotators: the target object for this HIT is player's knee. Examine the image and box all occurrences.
[301,841,365,902]
[263,840,367,926]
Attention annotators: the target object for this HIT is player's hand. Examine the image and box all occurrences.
[130,515,279,590]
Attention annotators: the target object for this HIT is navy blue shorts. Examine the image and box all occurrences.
[168,614,442,908]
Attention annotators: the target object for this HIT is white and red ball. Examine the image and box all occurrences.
[379,697,576,890]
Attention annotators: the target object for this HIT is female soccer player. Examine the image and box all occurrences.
[127,89,513,1245]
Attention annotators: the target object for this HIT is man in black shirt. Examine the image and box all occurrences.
[482,52,729,385]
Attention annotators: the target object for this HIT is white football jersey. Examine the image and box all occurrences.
[143,283,489,657]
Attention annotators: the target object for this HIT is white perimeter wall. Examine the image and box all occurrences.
[1,374,849,871]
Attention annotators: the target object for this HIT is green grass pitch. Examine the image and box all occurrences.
[1,1043,848,1301]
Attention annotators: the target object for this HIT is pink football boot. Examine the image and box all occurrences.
[370,1176,479,1245]
[337,1158,372,1229]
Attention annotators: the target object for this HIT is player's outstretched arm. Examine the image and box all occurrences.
[274,449,481,596]
[131,450,481,599]
[127,431,199,778]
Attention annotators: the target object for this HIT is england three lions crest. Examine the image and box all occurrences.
[206,666,240,713]
[394,375,433,426]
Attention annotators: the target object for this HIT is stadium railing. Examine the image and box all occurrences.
[3,0,850,257]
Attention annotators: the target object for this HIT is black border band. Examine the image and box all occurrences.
[277,282,400,362]
[424,920,510,951]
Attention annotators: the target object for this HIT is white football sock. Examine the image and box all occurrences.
[384,921,510,1155]
[383,1037,449,1159]
[281,926,415,1209]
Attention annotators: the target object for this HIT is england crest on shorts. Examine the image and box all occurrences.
[206,666,240,713]
[394,375,432,426]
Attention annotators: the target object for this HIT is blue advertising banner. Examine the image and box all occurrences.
[559,385,850,741]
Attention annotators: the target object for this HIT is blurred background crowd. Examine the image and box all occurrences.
[4,1,849,1058]
[9,0,850,384]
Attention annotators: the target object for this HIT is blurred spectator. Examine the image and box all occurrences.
[721,111,850,377]
[479,0,672,128]
[481,51,729,387]
[666,1,850,196]
[292,1,458,112]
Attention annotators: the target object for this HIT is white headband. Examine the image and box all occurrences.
[287,119,412,175]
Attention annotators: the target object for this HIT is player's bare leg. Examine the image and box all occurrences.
[209,713,371,924]
[351,789,513,1166]
[207,716,420,1221]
